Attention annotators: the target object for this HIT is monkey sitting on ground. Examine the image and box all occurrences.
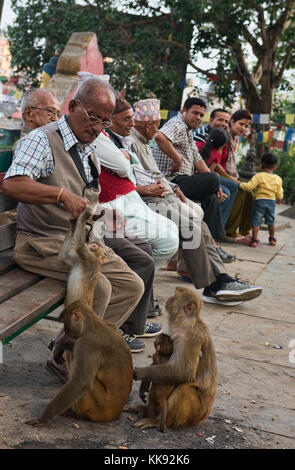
[26,300,133,425]
[130,287,218,430]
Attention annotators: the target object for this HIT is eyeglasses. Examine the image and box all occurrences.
[30,107,61,118]
[77,99,112,128]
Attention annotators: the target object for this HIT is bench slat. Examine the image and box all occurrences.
[0,277,66,342]
[0,191,17,212]
[0,250,16,274]
[0,268,42,303]
[0,222,16,251]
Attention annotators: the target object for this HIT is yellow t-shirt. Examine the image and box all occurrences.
[240,172,283,200]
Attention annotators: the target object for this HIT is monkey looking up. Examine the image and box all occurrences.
[26,301,133,425]
[59,206,107,308]
[130,287,217,430]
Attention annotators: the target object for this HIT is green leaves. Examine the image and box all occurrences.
[7,0,295,113]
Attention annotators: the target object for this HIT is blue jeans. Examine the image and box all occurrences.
[220,177,239,225]
[252,199,275,226]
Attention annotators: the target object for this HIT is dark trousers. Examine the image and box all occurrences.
[104,236,155,335]
[172,173,226,240]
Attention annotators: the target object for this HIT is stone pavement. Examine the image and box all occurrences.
[0,204,294,449]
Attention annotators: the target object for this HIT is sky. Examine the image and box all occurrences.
[1,0,15,30]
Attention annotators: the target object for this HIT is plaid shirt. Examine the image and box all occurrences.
[5,115,94,182]
[152,112,202,180]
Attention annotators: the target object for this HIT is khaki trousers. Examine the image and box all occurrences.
[142,196,225,288]
[14,233,144,328]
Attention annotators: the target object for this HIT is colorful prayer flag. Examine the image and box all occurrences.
[285,114,295,125]
[160,109,169,120]
[252,114,270,124]
[260,114,270,124]
[262,131,269,143]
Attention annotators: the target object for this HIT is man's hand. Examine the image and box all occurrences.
[174,187,187,203]
[137,180,168,197]
[59,189,90,220]
[217,187,227,203]
[168,153,182,172]
[103,208,126,233]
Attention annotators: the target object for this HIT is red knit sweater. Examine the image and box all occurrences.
[99,166,135,203]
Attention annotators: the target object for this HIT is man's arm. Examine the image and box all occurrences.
[3,130,89,219]
[194,158,210,174]
[155,131,182,172]
[3,176,89,219]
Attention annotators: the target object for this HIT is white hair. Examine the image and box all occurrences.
[20,88,56,117]
[73,77,115,104]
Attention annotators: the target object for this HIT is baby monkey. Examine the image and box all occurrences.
[141,333,175,432]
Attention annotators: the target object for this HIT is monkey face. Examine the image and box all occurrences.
[88,243,107,265]
[165,287,203,321]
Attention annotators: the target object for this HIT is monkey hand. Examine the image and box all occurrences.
[139,378,151,403]
[25,418,47,427]
[134,366,148,381]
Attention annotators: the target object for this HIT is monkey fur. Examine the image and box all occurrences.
[26,301,133,426]
[26,208,133,426]
[59,206,107,308]
[131,287,218,430]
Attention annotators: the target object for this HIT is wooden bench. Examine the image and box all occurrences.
[0,190,66,345]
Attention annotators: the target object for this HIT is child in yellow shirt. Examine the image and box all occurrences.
[240,153,283,247]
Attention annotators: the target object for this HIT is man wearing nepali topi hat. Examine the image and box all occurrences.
[130,98,262,305]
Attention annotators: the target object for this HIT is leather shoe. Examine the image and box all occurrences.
[216,247,236,263]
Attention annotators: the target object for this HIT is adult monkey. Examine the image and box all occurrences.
[26,209,133,426]
[132,288,218,429]
[2,78,144,376]
[26,300,133,425]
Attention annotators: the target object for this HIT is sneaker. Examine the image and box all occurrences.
[119,328,145,353]
[147,304,162,318]
[202,284,243,306]
[215,276,262,301]
[216,247,237,263]
[135,322,163,338]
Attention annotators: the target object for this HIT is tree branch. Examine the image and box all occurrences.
[269,0,295,48]
[241,24,264,59]
[231,40,261,103]
[273,42,295,87]
[257,4,267,47]
[161,38,215,78]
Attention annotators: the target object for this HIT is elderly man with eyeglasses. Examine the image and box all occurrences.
[20,88,61,135]
[3,78,152,378]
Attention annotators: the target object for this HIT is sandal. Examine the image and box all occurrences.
[163,261,177,271]
[249,238,259,248]
[236,235,253,245]
[177,271,193,283]
[269,236,277,246]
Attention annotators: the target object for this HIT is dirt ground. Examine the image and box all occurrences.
[0,205,294,450]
